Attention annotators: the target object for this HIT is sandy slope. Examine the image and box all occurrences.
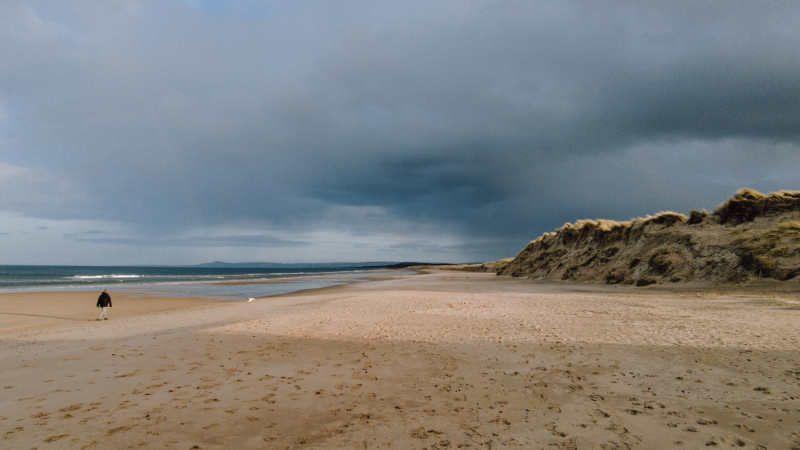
[1,272,799,449]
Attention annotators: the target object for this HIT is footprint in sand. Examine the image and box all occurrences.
[718,435,747,447]
[490,417,511,429]
[544,422,567,437]
[107,425,133,436]
[607,424,627,435]
[59,403,83,412]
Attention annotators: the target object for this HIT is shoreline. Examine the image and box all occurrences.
[0,269,410,300]
[0,271,417,334]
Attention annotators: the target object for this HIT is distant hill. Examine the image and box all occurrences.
[191,261,451,269]
[479,189,800,285]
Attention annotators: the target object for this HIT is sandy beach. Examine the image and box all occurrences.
[0,292,219,334]
[1,271,799,449]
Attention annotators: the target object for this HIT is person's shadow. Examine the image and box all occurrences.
[0,312,86,321]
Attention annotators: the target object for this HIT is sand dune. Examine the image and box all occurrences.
[1,271,799,449]
[496,189,800,285]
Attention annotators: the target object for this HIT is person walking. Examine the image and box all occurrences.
[96,289,112,320]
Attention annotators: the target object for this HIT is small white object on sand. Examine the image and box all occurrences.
[247,298,255,302]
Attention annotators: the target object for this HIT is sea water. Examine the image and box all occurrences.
[0,265,405,300]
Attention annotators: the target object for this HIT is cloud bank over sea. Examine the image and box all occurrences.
[1,1,799,264]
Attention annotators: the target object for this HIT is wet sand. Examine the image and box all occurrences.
[1,271,799,449]
[0,292,219,334]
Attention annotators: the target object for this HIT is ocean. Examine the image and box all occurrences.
[0,265,404,300]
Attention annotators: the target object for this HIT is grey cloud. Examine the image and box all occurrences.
[0,162,88,218]
[72,234,311,248]
[1,1,799,262]
[63,230,106,237]
[390,242,456,254]
[390,239,521,260]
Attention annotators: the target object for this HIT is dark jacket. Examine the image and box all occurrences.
[97,292,112,308]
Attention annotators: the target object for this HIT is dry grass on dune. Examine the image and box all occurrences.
[493,189,800,285]
[714,188,800,225]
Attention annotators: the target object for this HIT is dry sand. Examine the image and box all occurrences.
[1,271,799,449]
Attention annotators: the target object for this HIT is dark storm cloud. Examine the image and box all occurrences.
[1,1,799,261]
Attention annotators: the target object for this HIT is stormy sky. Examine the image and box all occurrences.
[1,1,799,265]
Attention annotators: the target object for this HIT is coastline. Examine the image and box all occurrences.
[0,268,410,303]
[1,271,798,449]
[0,271,415,334]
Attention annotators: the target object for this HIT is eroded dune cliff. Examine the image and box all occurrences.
[497,189,800,285]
